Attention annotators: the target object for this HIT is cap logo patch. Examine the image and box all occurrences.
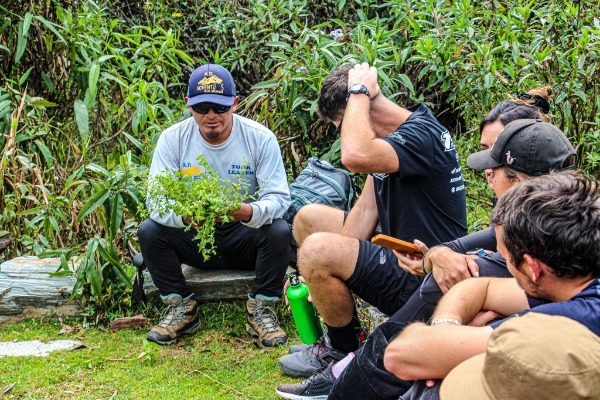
[506,151,515,165]
[197,72,225,94]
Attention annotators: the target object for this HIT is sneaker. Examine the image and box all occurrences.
[147,294,201,345]
[247,294,288,348]
[279,334,347,378]
[288,343,311,354]
[288,327,367,354]
[275,361,336,400]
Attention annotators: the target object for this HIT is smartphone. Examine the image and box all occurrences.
[371,234,422,256]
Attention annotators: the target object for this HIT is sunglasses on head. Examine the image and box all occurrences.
[191,103,232,114]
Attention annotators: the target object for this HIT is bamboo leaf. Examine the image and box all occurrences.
[34,139,55,167]
[34,15,66,44]
[15,20,28,65]
[19,66,34,85]
[74,100,90,143]
[77,184,110,221]
[109,193,123,240]
[87,61,100,108]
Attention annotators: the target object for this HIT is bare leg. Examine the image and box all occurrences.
[298,231,359,327]
[293,204,345,246]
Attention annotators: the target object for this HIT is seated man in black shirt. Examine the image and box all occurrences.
[277,63,467,382]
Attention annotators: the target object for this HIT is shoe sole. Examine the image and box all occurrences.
[275,389,328,400]
[147,318,202,346]
[247,325,288,348]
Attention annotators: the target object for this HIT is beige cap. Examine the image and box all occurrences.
[440,313,600,400]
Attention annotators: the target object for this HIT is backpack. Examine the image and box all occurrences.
[283,157,360,250]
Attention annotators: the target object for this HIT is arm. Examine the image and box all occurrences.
[147,130,187,228]
[432,277,529,324]
[384,278,529,380]
[243,135,291,228]
[384,323,492,380]
[443,226,497,254]
[422,227,498,292]
[341,64,410,173]
[340,175,379,240]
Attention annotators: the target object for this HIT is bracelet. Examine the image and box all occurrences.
[421,259,427,275]
[431,318,461,326]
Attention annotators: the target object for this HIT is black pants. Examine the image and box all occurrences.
[137,218,291,298]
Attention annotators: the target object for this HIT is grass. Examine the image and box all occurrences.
[0,300,302,399]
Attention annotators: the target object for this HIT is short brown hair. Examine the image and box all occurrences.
[316,64,355,122]
[491,170,600,278]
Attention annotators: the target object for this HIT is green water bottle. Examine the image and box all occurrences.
[287,275,323,344]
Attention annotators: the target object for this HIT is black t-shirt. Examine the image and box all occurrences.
[375,105,467,247]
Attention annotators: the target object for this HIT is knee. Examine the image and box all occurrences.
[264,218,291,239]
[138,218,173,249]
[293,204,319,228]
[297,232,334,278]
[419,275,444,306]
[293,205,322,238]
[138,218,160,246]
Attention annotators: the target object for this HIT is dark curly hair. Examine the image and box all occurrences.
[491,171,600,279]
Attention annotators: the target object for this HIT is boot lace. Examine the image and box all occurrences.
[252,302,280,333]
[307,336,330,357]
[158,303,186,328]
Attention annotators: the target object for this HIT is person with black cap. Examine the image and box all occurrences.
[138,64,292,348]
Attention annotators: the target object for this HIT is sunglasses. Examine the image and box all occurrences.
[191,103,232,114]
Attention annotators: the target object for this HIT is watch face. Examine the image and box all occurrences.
[349,84,364,92]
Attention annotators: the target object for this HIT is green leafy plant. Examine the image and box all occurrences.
[146,155,250,260]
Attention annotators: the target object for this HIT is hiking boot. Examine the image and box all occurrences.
[275,362,336,400]
[147,294,201,345]
[279,334,347,378]
[247,294,288,348]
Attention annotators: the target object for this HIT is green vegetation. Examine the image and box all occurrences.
[1,0,598,314]
[0,302,299,399]
[146,155,250,260]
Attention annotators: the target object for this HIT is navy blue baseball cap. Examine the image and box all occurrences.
[187,64,236,107]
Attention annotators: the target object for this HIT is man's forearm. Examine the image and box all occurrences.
[384,323,492,380]
[340,201,378,240]
[431,278,492,324]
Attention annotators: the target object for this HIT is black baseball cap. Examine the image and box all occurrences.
[467,119,577,175]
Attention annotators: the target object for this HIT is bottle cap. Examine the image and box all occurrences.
[290,274,300,286]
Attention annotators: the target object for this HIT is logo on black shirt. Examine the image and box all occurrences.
[440,131,455,152]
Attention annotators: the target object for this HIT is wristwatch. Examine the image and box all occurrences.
[347,83,370,100]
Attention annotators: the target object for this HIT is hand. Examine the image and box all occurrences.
[467,310,503,327]
[428,246,481,293]
[228,203,253,222]
[347,62,381,100]
[183,215,204,230]
[283,275,312,311]
[393,239,429,276]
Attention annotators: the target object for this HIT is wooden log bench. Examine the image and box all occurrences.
[1,256,286,326]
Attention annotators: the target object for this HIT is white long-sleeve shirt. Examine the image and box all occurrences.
[147,114,290,229]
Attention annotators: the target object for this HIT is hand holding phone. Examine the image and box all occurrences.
[370,234,422,256]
